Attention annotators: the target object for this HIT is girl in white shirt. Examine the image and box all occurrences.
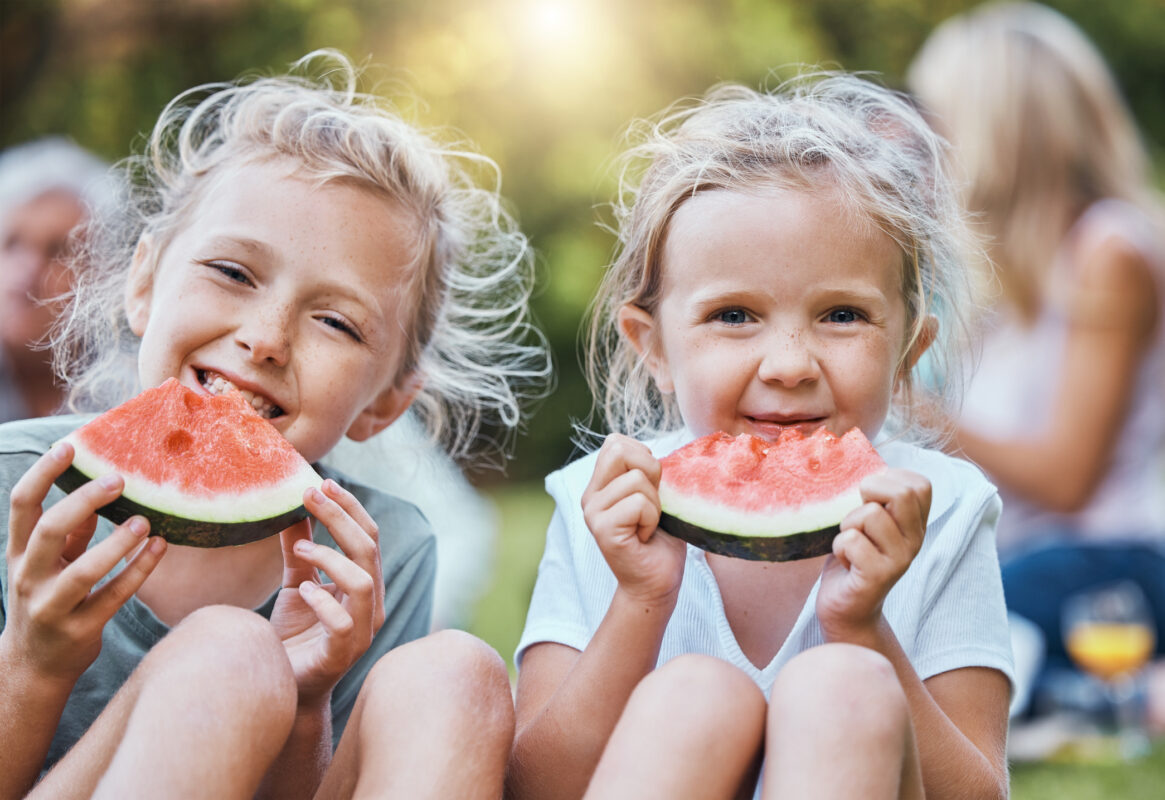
[508,73,1013,800]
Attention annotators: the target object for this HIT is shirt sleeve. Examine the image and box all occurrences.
[911,486,1016,694]
[514,468,598,669]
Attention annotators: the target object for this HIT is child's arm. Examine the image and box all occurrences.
[508,435,687,800]
[0,443,166,798]
[257,479,388,800]
[817,468,1009,800]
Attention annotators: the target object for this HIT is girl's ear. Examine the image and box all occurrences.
[125,236,156,337]
[617,303,674,394]
[346,371,423,442]
[902,314,939,375]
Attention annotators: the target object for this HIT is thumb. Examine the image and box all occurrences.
[279,518,318,588]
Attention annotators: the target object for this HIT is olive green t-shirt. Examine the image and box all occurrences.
[0,415,437,770]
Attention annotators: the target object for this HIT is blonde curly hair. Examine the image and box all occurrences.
[584,72,980,446]
[54,50,549,462]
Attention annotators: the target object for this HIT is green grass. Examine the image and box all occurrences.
[1010,741,1165,799]
[470,480,1165,797]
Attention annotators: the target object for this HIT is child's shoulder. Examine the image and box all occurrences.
[0,414,91,458]
[313,461,436,559]
[879,438,998,520]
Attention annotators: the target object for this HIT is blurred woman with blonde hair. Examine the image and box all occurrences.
[909,1,1165,724]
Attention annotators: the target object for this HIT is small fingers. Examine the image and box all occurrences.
[56,516,152,612]
[318,479,378,541]
[22,472,126,578]
[292,539,377,633]
[279,518,319,589]
[304,486,379,571]
[81,533,167,626]
[8,443,74,557]
[296,580,357,640]
[859,469,931,542]
[586,434,661,497]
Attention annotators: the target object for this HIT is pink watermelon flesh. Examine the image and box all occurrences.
[55,378,323,547]
[658,428,885,561]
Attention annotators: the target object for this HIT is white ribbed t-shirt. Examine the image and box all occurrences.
[516,430,1016,698]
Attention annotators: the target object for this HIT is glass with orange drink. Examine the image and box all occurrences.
[1062,581,1156,760]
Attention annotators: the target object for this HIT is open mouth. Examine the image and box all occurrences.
[746,416,826,436]
[197,369,284,420]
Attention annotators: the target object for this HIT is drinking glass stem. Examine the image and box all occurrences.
[1107,673,1150,760]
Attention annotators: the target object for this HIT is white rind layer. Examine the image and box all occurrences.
[658,481,868,538]
[65,433,323,523]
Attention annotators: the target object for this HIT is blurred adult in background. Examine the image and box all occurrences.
[0,137,112,423]
[908,1,1165,728]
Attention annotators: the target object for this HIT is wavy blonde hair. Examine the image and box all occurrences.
[584,72,980,446]
[55,51,549,462]
[907,2,1156,321]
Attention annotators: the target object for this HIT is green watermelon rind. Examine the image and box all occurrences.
[55,464,312,548]
[659,512,839,562]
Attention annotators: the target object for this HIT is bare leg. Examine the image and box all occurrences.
[584,655,767,800]
[316,629,515,800]
[30,605,297,800]
[762,644,922,800]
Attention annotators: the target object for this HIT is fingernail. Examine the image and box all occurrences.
[307,487,324,502]
[294,539,314,554]
[51,443,70,461]
[323,479,339,494]
[300,581,317,594]
[98,474,121,490]
[129,517,148,536]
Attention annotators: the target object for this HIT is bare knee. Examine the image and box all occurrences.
[145,605,295,710]
[770,644,909,738]
[363,630,513,730]
[632,655,766,736]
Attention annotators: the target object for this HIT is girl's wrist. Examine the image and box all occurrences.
[819,611,890,649]
[612,583,680,622]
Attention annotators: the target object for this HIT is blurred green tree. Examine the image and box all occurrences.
[3,0,1161,481]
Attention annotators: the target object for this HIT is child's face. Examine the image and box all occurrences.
[621,186,926,442]
[126,159,422,463]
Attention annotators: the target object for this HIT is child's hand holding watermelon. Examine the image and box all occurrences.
[581,434,686,608]
[270,480,386,705]
[1,444,166,683]
[815,468,932,645]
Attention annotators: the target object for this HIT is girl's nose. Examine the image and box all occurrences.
[757,331,818,387]
[236,307,292,366]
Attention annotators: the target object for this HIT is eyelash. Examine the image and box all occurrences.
[714,308,752,325]
[206,261,363,342]
[825,307,865,324]
[208,261,252,285]
[320,315,362,341]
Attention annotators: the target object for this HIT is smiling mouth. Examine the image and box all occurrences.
[746,416,826,433]
[197,369,284,419]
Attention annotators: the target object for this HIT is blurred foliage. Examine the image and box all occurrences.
[2,0,1163,482]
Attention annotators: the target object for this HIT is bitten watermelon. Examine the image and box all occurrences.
[658,428,886,562]
[55,378,323,548]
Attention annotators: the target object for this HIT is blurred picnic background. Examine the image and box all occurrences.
[3,0,1163,795]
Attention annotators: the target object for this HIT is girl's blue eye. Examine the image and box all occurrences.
[826,308,861,324]
[210,262,250,284]
[716,308,750,325]
[322,316,362,342]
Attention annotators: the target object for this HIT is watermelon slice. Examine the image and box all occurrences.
[55,378,323,548]
[658,428,886,561]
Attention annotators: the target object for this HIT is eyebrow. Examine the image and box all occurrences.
[201,235,277,260]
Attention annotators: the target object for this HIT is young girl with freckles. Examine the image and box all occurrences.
[0,52,548,799]
[508,74,1014,800]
